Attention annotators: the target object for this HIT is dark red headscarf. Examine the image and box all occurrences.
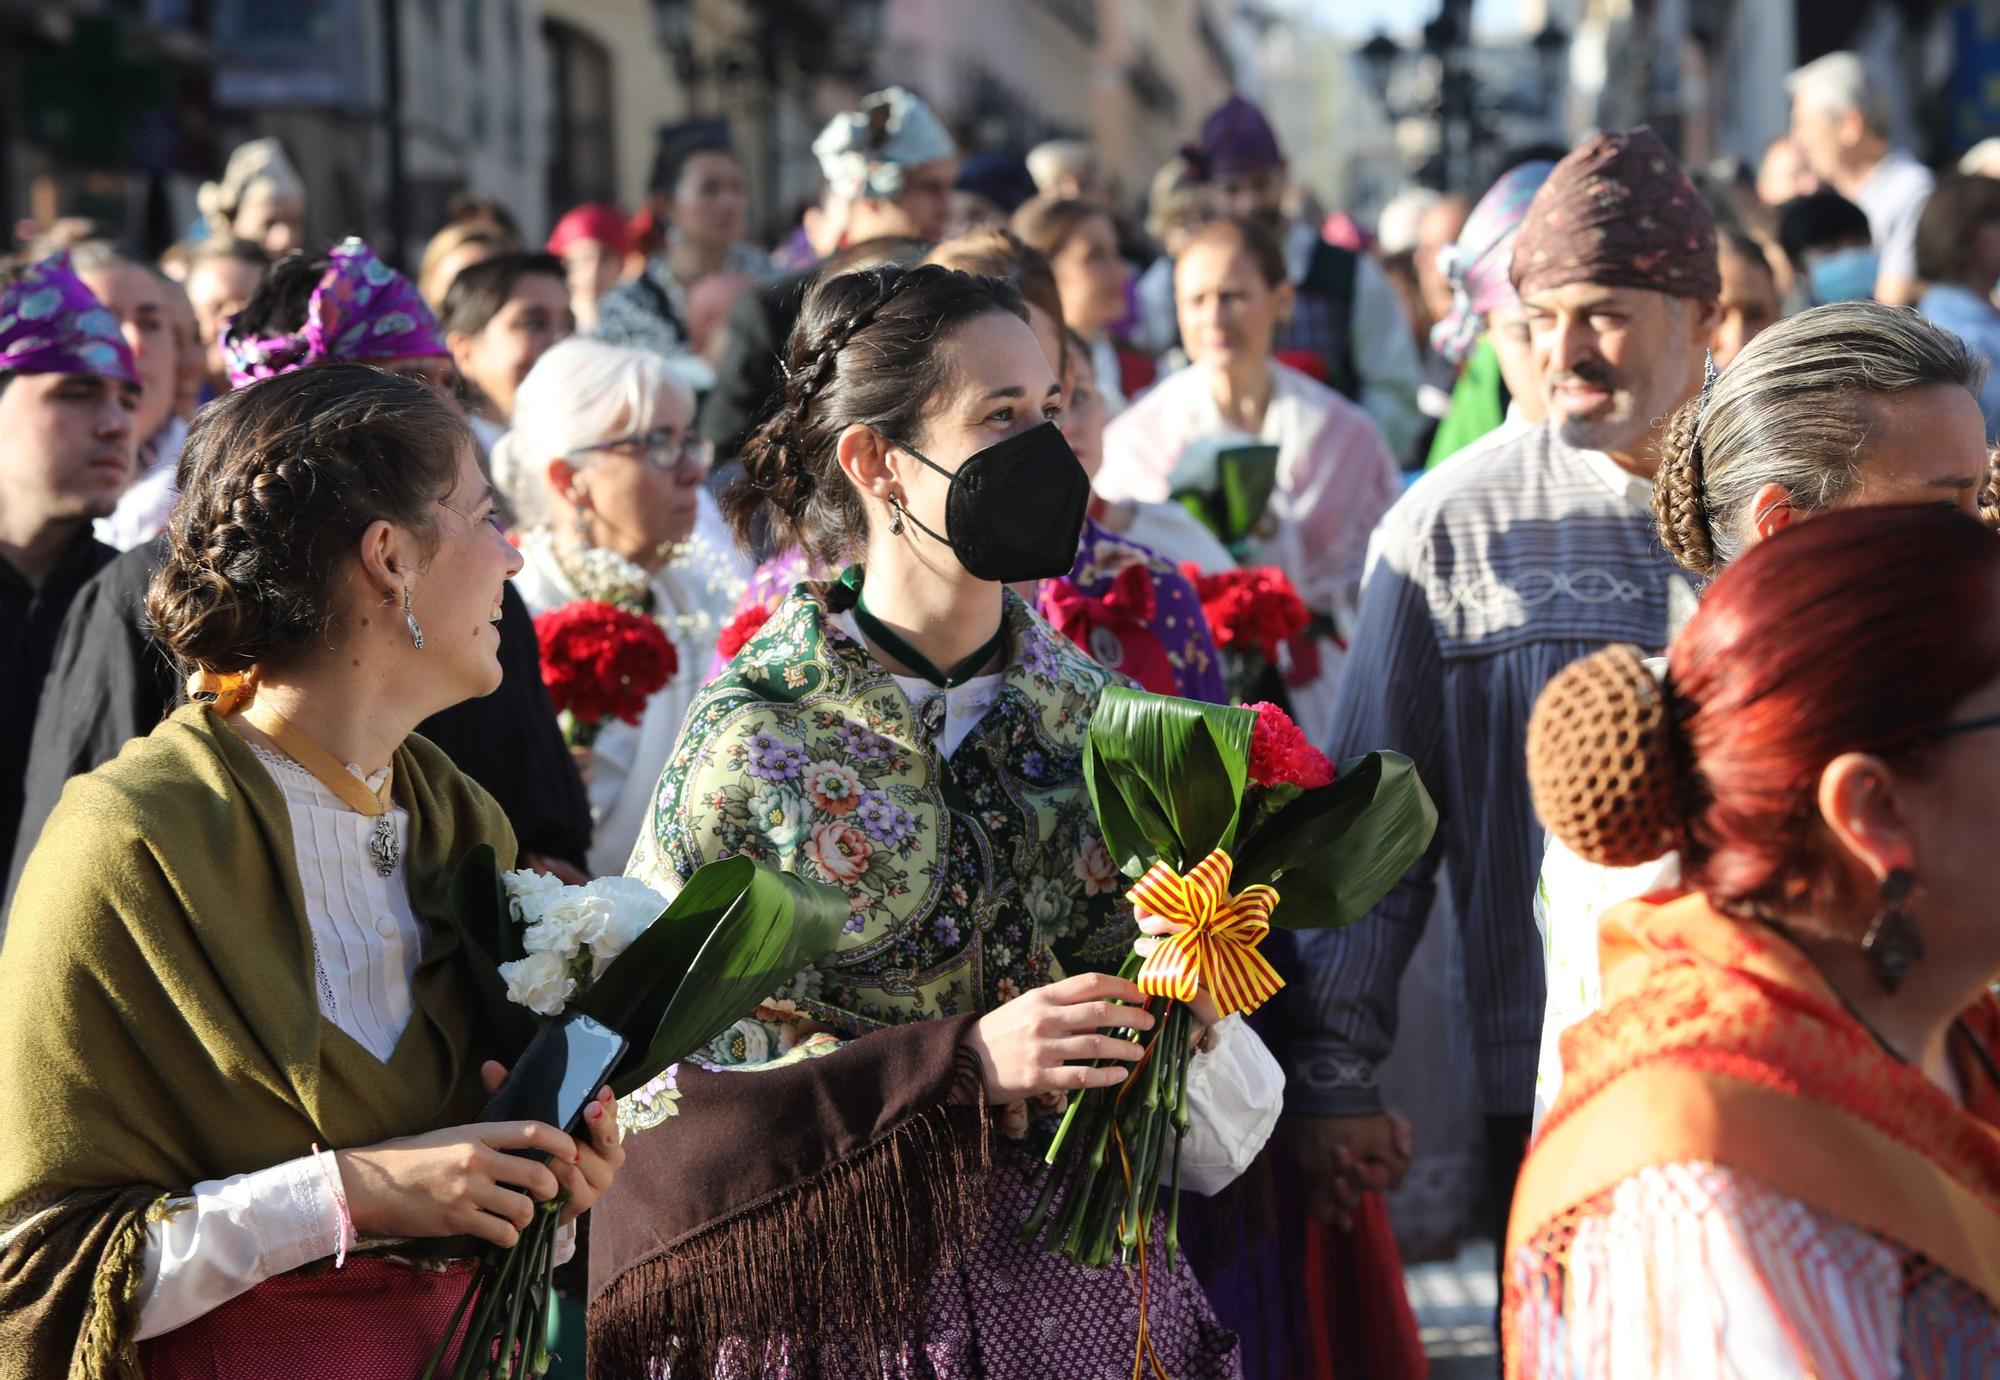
[1510,127,1719,302]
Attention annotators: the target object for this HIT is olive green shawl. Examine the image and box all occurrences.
[0,703,517,1377]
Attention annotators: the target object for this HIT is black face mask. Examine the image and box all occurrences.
[894,421,1092,582]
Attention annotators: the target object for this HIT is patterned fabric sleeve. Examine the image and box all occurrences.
[1503,1160,2000,1379]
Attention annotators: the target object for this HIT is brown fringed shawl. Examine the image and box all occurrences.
[0,704,516,1377]
[587,1020,988,1377]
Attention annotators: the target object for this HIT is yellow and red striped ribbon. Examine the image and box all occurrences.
[1128,849,1284,1018]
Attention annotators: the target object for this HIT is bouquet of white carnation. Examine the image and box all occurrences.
[421,848,848,1379]
[497,872,670,1014]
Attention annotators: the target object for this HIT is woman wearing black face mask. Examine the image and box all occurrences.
[586,264,1259,1378]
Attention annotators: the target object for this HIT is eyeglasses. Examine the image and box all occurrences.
[1923,712,2000,745]
[571,427,712,474]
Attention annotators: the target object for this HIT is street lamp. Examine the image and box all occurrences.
[651,0,694,57]
[1359,30,1400,104]
[1533,17,1569,91]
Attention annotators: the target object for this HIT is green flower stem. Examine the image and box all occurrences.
[495,1205,557,1377]
[418,1256,487,1380]
[451,1227,529,1380]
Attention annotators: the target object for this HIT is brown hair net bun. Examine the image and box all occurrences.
[1527,645,1685,867]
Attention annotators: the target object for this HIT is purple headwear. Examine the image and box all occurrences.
[1194,95,1284,179]
[0,253,138,385]
[1430,160,1558,365]
[223,237,447,387]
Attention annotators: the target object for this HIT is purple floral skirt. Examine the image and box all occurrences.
[714,1145,1243,1379]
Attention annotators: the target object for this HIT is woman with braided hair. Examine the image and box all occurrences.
[0,364,626,1375]
[588,263,1270,1376]
[1509,503,2000,1374]
[1532,300,1993,1123]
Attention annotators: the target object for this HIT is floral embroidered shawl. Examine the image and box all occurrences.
[632,576,1135,1034]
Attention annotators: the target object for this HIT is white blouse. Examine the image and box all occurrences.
[135,744,568,1341]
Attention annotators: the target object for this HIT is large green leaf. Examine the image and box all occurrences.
[1083,688,1256,874]
[1231,751,1437,929]
[578,857,850,1096]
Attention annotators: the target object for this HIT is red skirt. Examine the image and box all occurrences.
[137,1255,477,1379]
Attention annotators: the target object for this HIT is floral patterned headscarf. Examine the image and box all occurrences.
[223,237,447,386]
[0,253,138,385]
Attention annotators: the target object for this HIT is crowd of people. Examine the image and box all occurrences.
[3,41,2000,1380]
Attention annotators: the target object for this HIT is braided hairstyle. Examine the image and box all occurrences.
[726,263,1027,566]
[1652,300,1982,577]
[147,363,470,673]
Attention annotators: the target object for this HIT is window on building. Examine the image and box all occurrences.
[543,18,616,211]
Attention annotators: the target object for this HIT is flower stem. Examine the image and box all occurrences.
[419,1258,487,1380]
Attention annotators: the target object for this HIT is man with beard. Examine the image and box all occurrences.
[1288,129,1715,1288]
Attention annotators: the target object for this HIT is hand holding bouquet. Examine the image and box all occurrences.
[419,852,848,1379]
[1020,689,1434,1365]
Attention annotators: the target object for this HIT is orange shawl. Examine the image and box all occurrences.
[1509,891,2000,1309]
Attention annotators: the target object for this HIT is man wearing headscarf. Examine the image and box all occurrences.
[0,255,138,886]
[701,86,957,460]
[1291,130,1715,1304]
[1188,94,1426,463]
[1422,159,1558,468]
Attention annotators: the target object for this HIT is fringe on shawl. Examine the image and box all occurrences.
[78,1201,150,1379]
[587,1098,991,1379]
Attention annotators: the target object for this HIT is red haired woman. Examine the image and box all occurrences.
[1511,503,2000,1374]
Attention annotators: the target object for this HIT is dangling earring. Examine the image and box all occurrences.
[888,494,906,537]
[571,506,595,550]
[1861,867,1922,991]
[403,585,425,651]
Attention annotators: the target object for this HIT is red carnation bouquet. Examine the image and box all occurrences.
[533,599,677,748]
[714,602,773,664]
[1180,563,1309,702]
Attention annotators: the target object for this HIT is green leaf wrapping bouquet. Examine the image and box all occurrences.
[1021,688,1435,1369]
[420,850,849,1379]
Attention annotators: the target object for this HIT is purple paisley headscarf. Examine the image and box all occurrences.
[223,237,447,386]
[1430,160,1556,365]
[0,253,139,385]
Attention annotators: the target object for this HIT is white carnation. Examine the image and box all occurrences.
[503,868,569,927]
[584,876,668,967]
[500,951,576,1016]
[522,892,611,958]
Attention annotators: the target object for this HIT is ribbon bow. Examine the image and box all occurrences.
[1128,849,1284,1018]
[1040,565,1178,696]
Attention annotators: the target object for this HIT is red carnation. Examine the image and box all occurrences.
[716,602,774,663]
[1180,564,1310,663]
[533,599,677,745]
[1246,701,1335,789]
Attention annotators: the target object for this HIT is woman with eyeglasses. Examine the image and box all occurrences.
[1508,503,2000,1376]
[506,336,749,874]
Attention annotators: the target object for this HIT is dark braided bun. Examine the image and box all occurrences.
[725,263,1027,567]
[1526,645,1686,867]
[148,363,469,673]
[1652,397,1718,577]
